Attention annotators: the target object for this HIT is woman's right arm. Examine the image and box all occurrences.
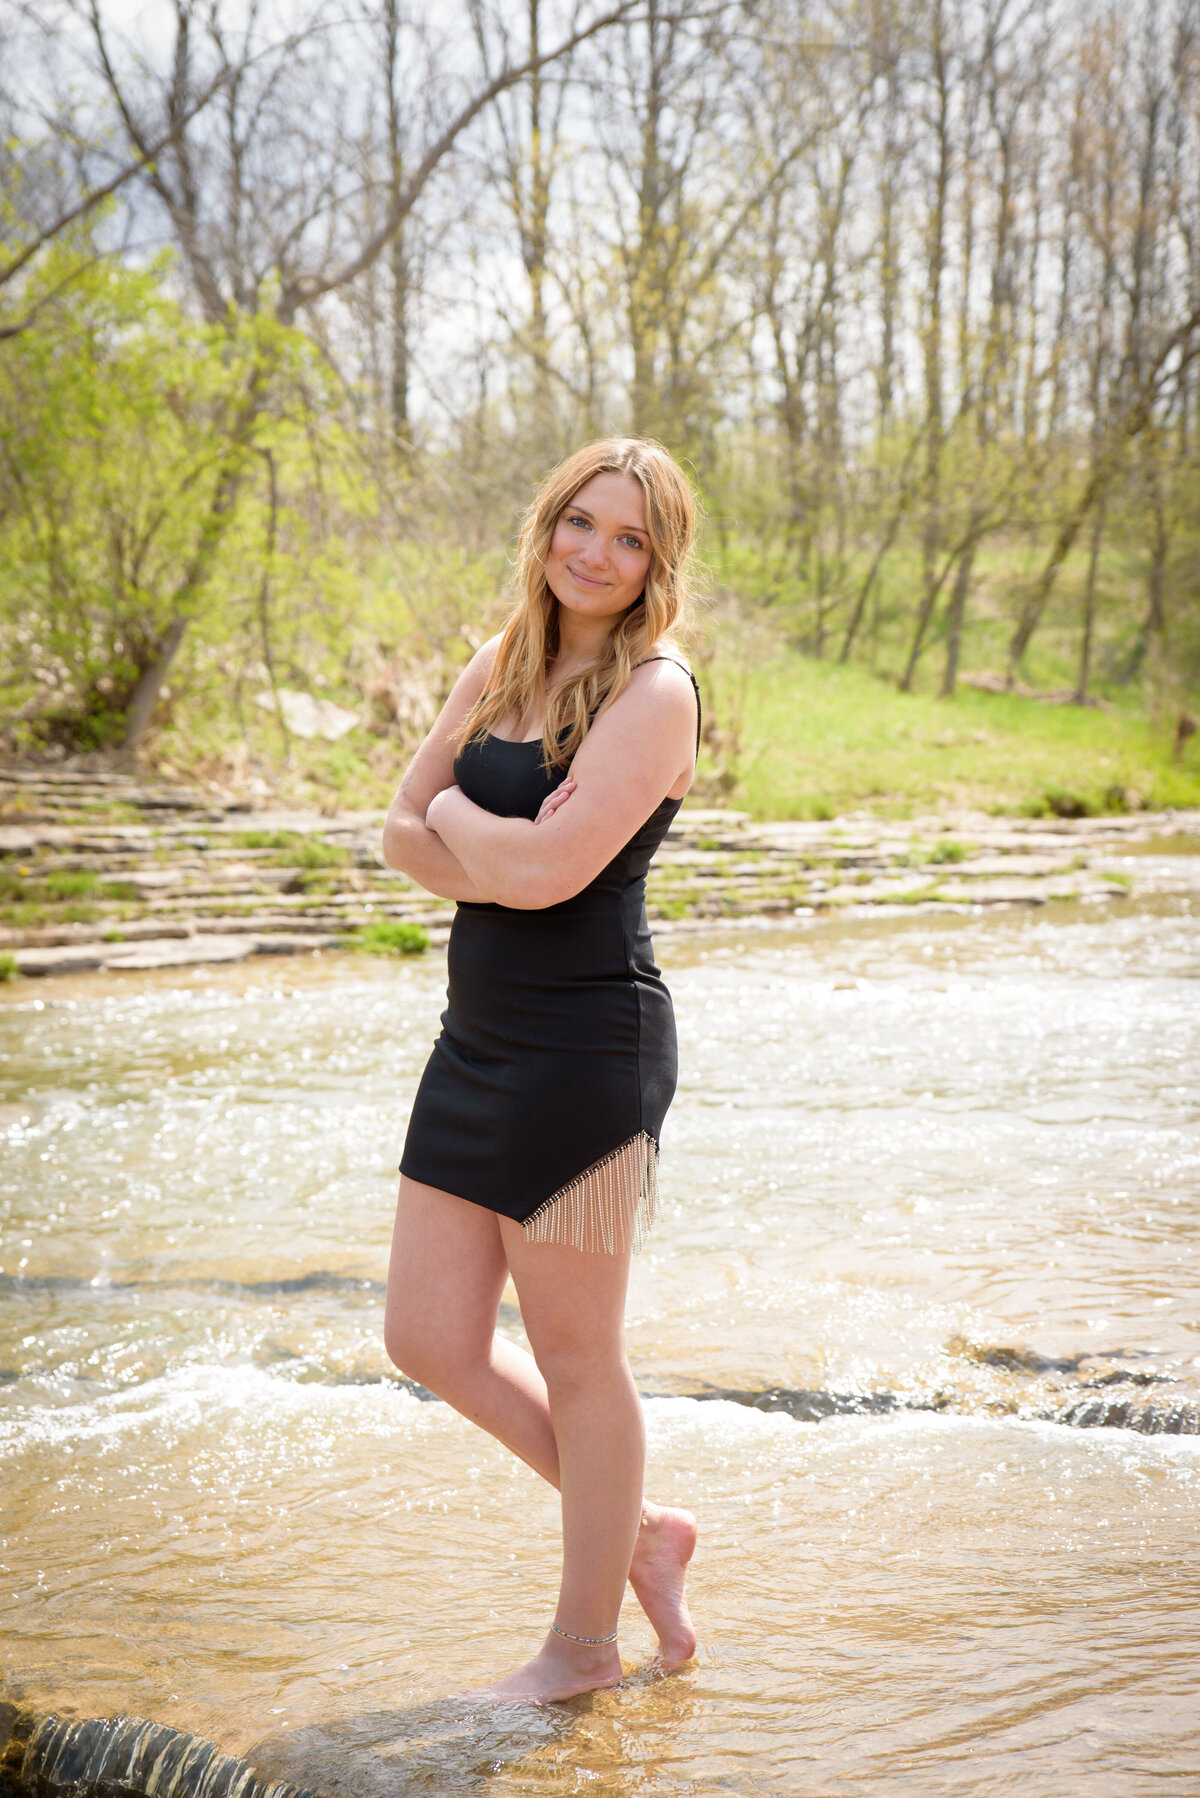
[381,639,499,901]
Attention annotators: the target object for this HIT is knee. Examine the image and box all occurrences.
[530,1320,626,1402]
[383,1303,437,1387]
[383,1301,486,1396]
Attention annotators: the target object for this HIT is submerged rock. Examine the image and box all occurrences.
[0,1703,320,1798]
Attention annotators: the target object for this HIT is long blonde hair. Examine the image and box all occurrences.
[461,438,697,769]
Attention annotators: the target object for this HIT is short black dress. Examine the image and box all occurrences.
[400,660,700,1254]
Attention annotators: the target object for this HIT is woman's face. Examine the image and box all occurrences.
[545,471,653,624]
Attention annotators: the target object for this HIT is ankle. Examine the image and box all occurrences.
[545,1628,620,1670]
[550,1619,619,1649]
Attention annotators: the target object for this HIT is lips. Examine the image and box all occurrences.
[567,565,609,589]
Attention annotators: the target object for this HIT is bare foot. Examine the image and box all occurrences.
[629,1504,698,1669]
[458,1633,622,1706]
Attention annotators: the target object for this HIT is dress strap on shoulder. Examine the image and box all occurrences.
[634,656,702,755]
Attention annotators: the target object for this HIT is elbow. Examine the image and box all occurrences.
[382,804,420,870]
[493,864,584,910]
[381,818,405,869]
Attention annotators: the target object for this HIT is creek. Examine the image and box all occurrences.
[2,888,1198,1795]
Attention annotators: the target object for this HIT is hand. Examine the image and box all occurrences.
[533,777,576,826]
[425,785,461,833]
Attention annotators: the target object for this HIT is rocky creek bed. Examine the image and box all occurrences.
[1,761,1198,977]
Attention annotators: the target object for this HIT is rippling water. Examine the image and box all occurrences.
[2,893,1199,1794]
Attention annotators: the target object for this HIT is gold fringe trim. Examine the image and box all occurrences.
[522,1131,659,1255]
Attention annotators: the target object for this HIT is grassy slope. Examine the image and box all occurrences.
[156,654,1199,822]
[718,653,1200,820]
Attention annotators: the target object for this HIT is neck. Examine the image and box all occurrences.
[552,605,624,673]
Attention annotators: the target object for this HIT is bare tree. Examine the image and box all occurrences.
[60,0,645,746]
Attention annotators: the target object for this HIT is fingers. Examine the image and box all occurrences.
[533,778,576,825]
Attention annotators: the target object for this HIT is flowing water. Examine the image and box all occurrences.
[2,880,1199,1795]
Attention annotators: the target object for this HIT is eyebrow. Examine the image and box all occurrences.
[568,505,647,536]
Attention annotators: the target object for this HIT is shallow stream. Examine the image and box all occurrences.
[2,889,1198,1794]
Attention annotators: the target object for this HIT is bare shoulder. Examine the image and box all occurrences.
[620,650,697,722]
[577,652,695,772]
[458,633,503,694]
[631,645,694,680]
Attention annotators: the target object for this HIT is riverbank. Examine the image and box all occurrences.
[2,761,1198,977]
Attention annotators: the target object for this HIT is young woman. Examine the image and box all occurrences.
[381,438,701,1704]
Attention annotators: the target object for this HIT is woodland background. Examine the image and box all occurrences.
[3,0,1200,819]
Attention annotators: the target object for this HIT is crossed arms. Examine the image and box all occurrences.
[381,639,696,910]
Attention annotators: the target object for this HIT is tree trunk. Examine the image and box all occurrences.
[1008,435,1129,671]
[1122,444,1169,681]
[941,532,977,697]
[119,615,189,757]
[525,0,552,439]
[839,429,923,664]
[902,0,949,695]
[384,0,410,452]
[119,375,261,754]
[627,0,668,437]
[1075,498,1105,704]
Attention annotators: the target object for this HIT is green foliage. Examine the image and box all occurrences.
[1041,788,1094,819]
[930,840,969,863]
[1,228,1196,825]
[0,236,341,754]
[0,952,19,981]
[351,919,431,956]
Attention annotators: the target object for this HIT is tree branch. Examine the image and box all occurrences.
[277,0,647,319]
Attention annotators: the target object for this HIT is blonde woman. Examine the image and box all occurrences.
[382,438,701,1704]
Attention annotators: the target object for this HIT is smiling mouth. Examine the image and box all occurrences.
[568,566,609,589]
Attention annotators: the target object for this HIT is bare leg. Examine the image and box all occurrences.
[453,1219,640,1701]
[385,1178,696,1677]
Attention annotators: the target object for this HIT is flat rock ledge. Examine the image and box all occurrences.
[12,932,346,977]
[2,762,1198,977]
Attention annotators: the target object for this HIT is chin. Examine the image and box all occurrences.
[553,585,635,623]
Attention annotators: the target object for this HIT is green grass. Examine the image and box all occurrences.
[0,866,141,923]
[0,951,19,981]
[288,870,343,895]
[44,870,98,898]
[708,651,1200,820]
[351,919,431,956]
[233,829,351,868]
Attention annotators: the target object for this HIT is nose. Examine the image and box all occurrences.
[576,537,608,568]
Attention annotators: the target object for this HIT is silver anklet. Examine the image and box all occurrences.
[550,1621,618,1646]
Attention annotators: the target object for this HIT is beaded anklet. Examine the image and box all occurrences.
[550,1621,618,1646]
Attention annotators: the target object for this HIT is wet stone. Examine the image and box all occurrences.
[6,1707,319,1798]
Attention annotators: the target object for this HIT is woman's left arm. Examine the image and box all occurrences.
[426,660,697,910]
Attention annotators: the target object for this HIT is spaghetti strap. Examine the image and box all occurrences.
[634,656,702,755]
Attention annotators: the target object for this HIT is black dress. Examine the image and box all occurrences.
[399,661,701,1253]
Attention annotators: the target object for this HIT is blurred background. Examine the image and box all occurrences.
[2,0,1200,819]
